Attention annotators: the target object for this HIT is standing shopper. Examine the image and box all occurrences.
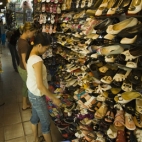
[8,28,20,72]
[26,32,61,142]
[17,22,36,110]
[0,20,6,47]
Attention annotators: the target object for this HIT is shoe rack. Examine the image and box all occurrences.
[34,0,142,141]
[33,0,63,34]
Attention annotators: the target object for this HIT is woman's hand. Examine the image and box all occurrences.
[52,97,61,107]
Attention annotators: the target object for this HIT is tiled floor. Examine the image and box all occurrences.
[0,46,63,142]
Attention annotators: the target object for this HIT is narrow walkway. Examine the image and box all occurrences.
[0,46,62,142]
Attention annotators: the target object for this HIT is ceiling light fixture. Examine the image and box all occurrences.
[0,2,3,5]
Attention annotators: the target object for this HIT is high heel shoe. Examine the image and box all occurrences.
[117,23,142,38]
[106,17,138,35]
[95,0,110,16]
[128,0,142,14]
[94,18,119,35]
[115,0,132,15]
[120,35,137,44]
[93,0,104,9]
[107,0,123,15]
[101,0,117,16]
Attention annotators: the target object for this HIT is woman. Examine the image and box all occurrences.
[26,32,61,142]
[17,22,36,110]
[7,28,20,72]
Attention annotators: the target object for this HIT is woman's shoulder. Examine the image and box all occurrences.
[28,55,42,63]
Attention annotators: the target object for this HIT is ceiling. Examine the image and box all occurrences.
[0,0,7,9]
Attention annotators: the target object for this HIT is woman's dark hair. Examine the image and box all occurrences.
[34,32,51,46]
[26,33,52,62]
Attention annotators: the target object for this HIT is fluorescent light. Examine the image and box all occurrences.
[0,2,3,5]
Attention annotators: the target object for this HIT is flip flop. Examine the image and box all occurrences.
[22,106,31,111]
[125,112,136,130]
[114,109,124,127]
[38,135,45,142]
[107,125,117,139]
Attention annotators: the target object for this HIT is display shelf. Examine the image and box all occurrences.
[34,0,142,141]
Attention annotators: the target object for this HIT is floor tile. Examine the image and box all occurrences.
[5,137,26,142]
[21,110,31,122]
[0,127,4,141]
[4,103,19,115]
[26,134,34,142]
[23,121,33,135]
[3,112,21,126]
[4,123,24,140]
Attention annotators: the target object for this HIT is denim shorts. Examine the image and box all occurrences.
[28,91,51,134]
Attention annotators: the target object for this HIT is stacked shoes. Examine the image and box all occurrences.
[37,1,142,141]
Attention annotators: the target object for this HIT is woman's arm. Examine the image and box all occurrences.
[33,61,61,106]
[21,53,27,70]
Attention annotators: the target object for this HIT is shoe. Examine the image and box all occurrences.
[94,18,114,34]
[136,97,142,114]
[117,23,142,38]
[95,0,111,16]
[125,112,136,130]
[96,44,124,56]
[114,92,140,104]
[100,69,116,84]
[125,58,138,68]
[106,17,138,35]
[101,0,117,16]
[42,3,46,12]
[133,111,142,129]
[107,0,123,15]
[116,130,127,142]
[128,0,142,14]
[117,45,142,62]
[93,0,104,9]
[115,0,132,14]
[120,35,137,44]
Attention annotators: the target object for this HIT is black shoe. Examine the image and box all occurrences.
[115,0,132,14]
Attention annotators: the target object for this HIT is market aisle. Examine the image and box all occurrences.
[0,46,62,142]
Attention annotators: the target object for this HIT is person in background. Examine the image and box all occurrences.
[17,22,36,110]
[6,28,20,72]
[0,19,6,47]
[26,32,61,142]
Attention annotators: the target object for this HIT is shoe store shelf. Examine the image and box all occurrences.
[33,0,142,141]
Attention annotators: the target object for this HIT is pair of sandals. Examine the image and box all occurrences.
[114,105,136,131]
